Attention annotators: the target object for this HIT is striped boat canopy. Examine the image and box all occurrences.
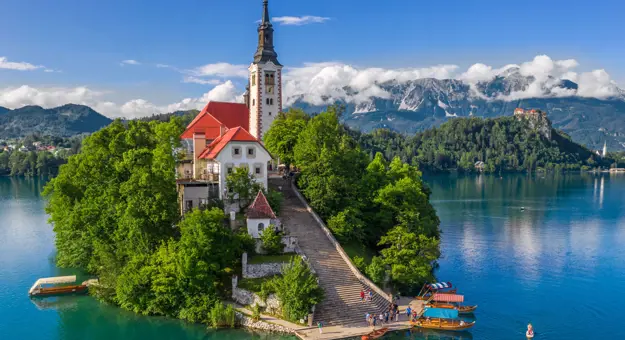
[433,293,464,303]
[427,282,452,290]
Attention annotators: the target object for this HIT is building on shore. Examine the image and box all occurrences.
[176,0,281,215]
[513,108,552,140]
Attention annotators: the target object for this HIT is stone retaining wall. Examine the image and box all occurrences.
[236,312,294,334]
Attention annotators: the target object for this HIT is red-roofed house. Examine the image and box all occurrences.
[176,0,283,215]
[246,190,277,238]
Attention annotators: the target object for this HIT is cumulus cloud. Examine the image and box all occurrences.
[2,55,622,119]
[192,62,248,78]
[0,85,103,108]
[272,16,330,26]
[0,81,242,119]
[283,62,458,105]
[120,59,141,66]
[0,56,45,71]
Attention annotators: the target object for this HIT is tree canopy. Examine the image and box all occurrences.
[264,105,442,292]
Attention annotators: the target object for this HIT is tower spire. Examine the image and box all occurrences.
[254,0,280,65]
[262,0,270,25]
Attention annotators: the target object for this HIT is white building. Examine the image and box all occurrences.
[246,190,278,239]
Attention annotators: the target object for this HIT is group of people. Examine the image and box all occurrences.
[365,302,401,328]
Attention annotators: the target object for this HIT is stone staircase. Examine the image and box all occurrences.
[270,178,390,326]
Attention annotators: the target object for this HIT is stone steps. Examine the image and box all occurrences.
[270,178,390,326]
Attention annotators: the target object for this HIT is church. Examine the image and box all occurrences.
[176,0,282,214]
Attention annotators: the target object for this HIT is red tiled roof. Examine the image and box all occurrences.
[181,111,226,139]
[247,191,276,219]
[181,101,249,139]
[198,127,259,159]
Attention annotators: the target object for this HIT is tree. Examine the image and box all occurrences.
[268,257,324,322]
[260,225,283,255]
[226,167,263,209]
[327,208,365,242]
[265,189,283,215]
[263,108,309,167]
[378,224,440,290]
[44,119,184,272]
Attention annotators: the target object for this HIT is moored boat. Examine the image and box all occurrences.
[427,302,478,314]
[425,293,477,314]
[412,317,476,331]
[416,281,457,300]
[411,307,475,331]
[361,327,389,340]
[29,275,88,297]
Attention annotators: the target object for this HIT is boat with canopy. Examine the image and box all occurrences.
[416,281,457,300]
[426,293,478,314]
[28,275,88,297]
[411,307,475,331]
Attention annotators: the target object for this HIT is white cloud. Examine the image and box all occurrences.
[2,55,622,120]
[0,85,103,109]
[272,16,330,26]
[0,56,44,71]
[183,76,222,85]
[120,59,141,66]
[192,62,248,78]
[283,62,458,106]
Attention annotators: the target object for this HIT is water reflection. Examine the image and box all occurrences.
[424,173,625,339]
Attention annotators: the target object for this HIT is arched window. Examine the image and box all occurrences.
[258,223,265,233]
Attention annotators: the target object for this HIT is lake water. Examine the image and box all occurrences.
[1,174,624,339]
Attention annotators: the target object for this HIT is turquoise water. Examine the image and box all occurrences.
[1,174,624,339]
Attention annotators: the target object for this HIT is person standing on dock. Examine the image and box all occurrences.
[317,322,323,334]
[365,312,370,325]
[368,290,373,301]
[360,289,365,302]
[406,306,412,320]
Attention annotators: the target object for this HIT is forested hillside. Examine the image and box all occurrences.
[351,116,613,173]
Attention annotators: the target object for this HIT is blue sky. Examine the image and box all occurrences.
[1,0,624,117]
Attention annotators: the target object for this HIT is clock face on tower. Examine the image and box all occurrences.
[267,86,274,94]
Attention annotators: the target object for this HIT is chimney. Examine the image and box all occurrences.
[193,132,206,161]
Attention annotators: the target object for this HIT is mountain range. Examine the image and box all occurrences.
[0,104,112,139]
[2,68,625,150]
[290,67,625,151]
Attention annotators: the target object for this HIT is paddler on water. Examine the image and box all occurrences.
[526,323,534,338]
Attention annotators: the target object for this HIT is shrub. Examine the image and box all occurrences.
[252,304,262,322]
[270,257,324,323]
[265,189,284,215]
[260,225,283,255]
[209,302,236,328]
[366,256,387,285]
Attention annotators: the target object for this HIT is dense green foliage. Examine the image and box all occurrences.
[351,117,612,173]
[226,167,263,209]
[260,226,283,255]
[209,302,236,328]
[263,109,309,167]
[261,257,324,323]
[265,106,441,291]
[44,118,251,326]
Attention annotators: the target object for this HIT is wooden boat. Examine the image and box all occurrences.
[416,288,458,300]
[427,302,478,314]
[361,327,389,340]
[411,317,475,331]
[29,275,88,297]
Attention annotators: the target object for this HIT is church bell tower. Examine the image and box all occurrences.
[248,0,282,140]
